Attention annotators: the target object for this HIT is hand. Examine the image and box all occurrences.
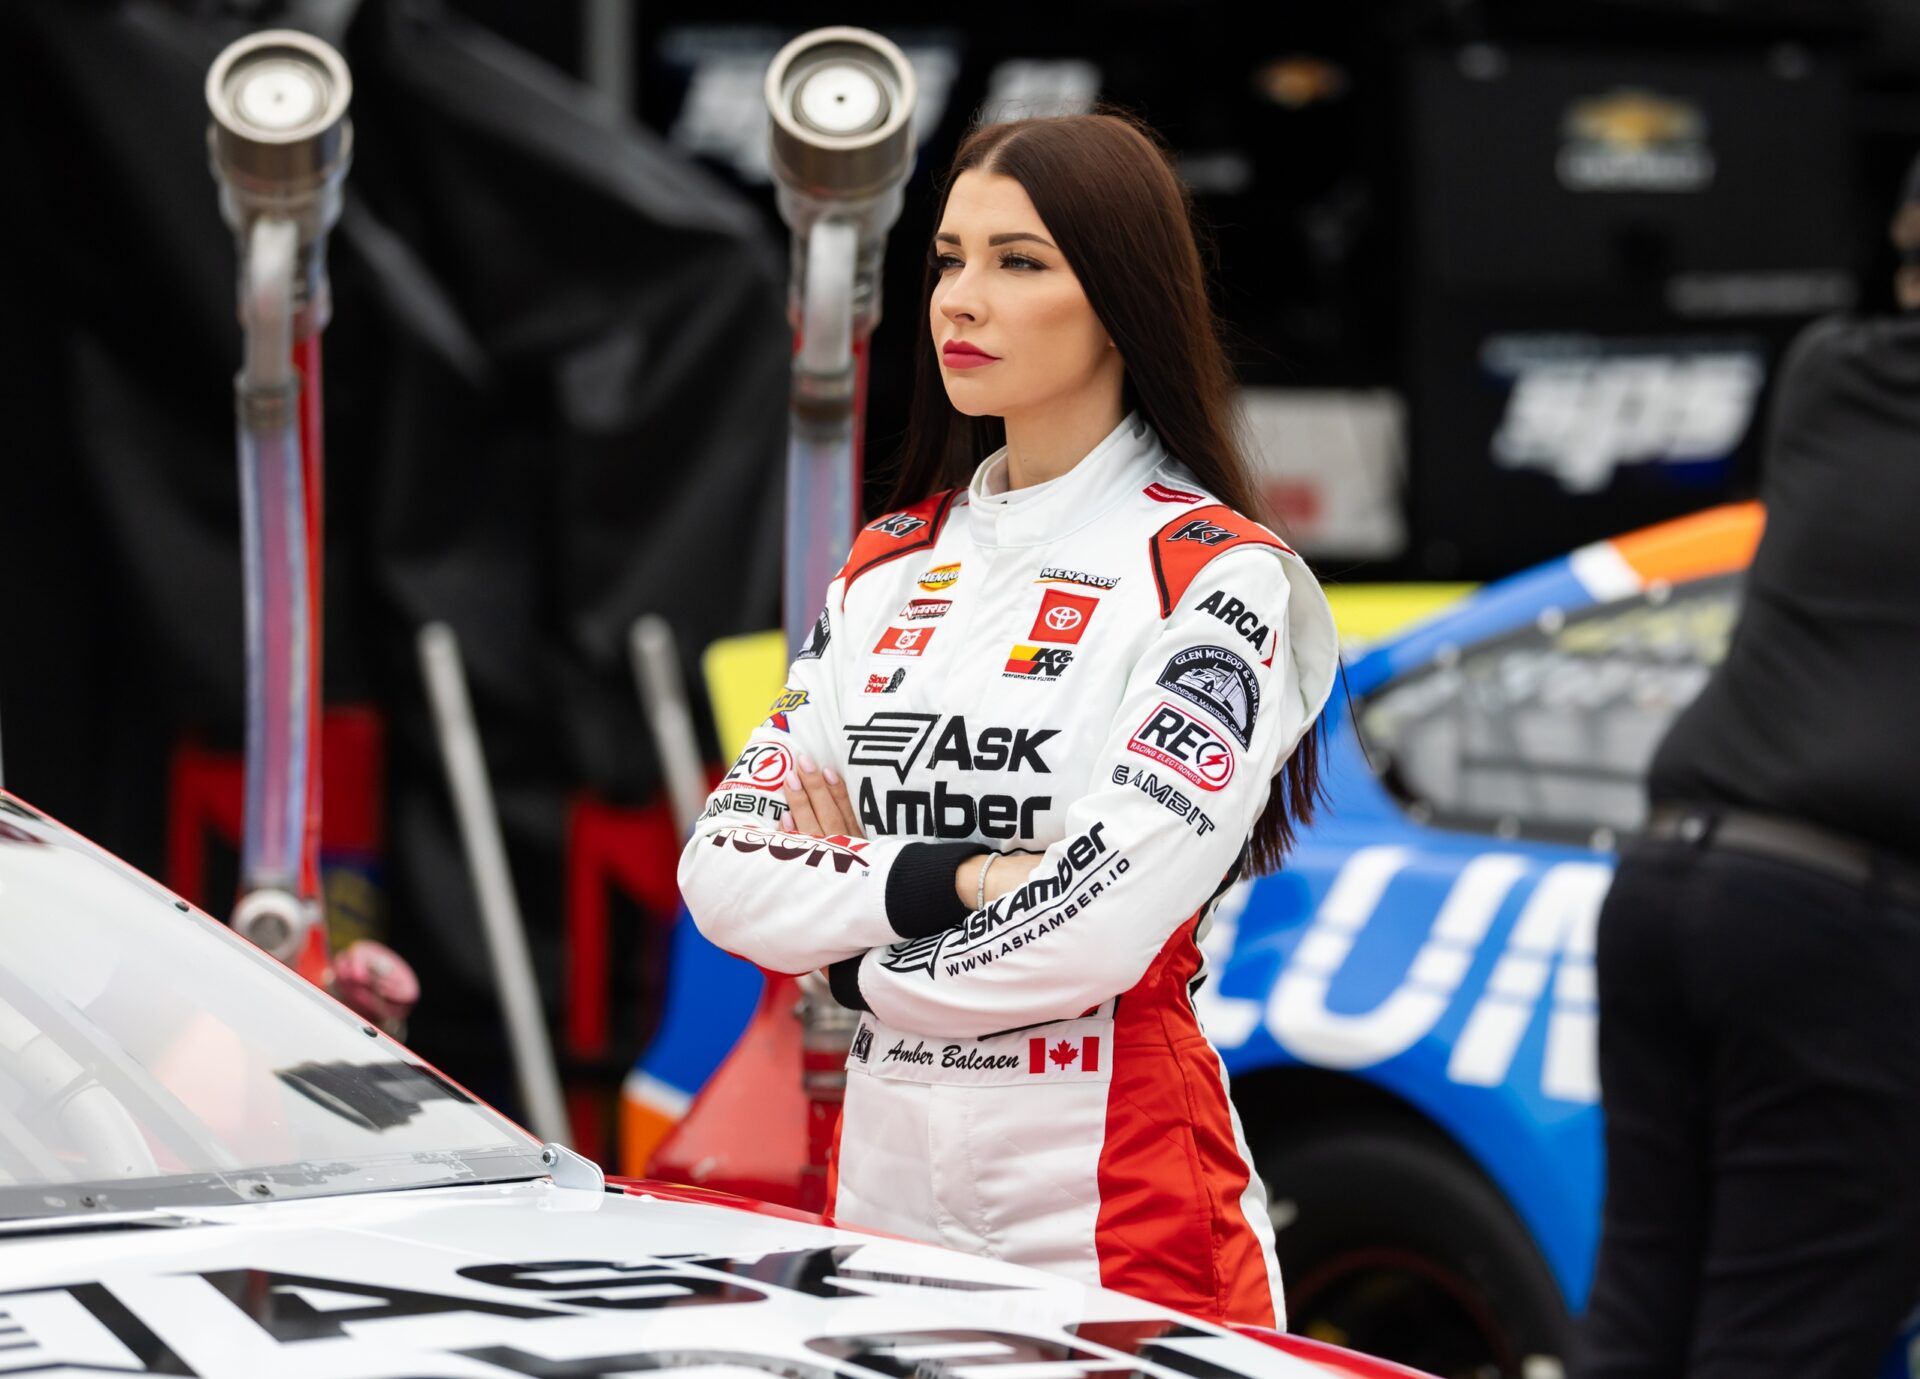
[954,852,1045,910]
[328,940,420,1037]
[782,753,864,840]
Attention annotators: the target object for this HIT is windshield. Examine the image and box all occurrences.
[0,797,544,1219]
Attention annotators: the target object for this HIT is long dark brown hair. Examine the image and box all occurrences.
[875,103,1328,875]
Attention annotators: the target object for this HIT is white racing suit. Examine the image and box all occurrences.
[678,408,1339,1326]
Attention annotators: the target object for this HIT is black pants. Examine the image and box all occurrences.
[1572,831,1920,1379]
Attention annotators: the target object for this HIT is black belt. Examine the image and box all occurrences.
[1645,803,1920,908]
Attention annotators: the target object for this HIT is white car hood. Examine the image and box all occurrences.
[0,1179,1335,1378]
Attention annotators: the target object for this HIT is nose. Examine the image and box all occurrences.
[938,260,984,327]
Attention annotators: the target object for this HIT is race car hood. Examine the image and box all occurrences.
[0,1178,1349,1378]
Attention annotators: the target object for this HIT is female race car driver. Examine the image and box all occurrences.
[677,107,1338,1328]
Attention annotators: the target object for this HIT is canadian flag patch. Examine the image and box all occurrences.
[1029,1034,1101,1073]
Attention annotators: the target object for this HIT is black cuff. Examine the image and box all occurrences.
[885,841,991,937]
[827,955,869,1012]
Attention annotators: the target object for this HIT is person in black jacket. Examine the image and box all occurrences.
[1572,153,1920,1379]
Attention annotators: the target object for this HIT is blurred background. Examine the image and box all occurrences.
[2,0,1917,1242]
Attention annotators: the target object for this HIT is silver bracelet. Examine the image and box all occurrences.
[975,853,998,911]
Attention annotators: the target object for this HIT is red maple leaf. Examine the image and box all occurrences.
[1048,1040,1079,1069]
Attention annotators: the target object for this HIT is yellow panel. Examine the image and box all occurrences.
[702,630,790,761]
[1324,584,1478,644]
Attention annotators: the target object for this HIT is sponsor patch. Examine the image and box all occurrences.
[1145,481,1204,504]
[722,742,795,792]
[1004,644,1075,680]
[897,597,951,622]
[1167,516,1237,546]
[797,606,831,661]
[1157,644,1259,747]
[881,823,1125,978]
[1111,763,1217,834]
[1127,701,1236,791]
[851,1025,874,1063]
[844,714,1055,782]
[864,668,906,694]
[700,789,789,824]
[873,625,935,658]
[1035,566,1119,590]
[1195,588,1271,653]
[918,562,962,591]
[1028,589,1098,645]
[705,826,870,873]
[867,512,928,538]
[764,686,809,731]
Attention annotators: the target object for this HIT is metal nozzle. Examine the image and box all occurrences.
[207,29,352,225]
[765,27,917,209]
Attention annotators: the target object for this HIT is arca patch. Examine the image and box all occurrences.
[1157,644,1259,747]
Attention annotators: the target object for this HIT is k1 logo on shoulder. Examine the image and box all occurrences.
[723,742,794,792]
[868,512,928,538]
[1028,589,1098,645]
[1127,702,1236,791]
[1158,644,1259,747]
[873,625,935,657]
[797,606,831,661]
[1168,517,1237,546]
[1004,644,1075,680]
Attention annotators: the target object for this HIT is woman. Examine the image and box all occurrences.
[677,107,1339,1327]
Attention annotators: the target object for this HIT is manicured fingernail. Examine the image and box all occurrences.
[798,753,818,774]
[823,766,840,786]
[784,772,799,792]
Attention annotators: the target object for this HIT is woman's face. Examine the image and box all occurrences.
[929,168,1118,418]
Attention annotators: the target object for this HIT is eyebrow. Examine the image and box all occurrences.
[933,231,1057,249]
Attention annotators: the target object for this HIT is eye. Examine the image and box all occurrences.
[930,252,1044,272]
